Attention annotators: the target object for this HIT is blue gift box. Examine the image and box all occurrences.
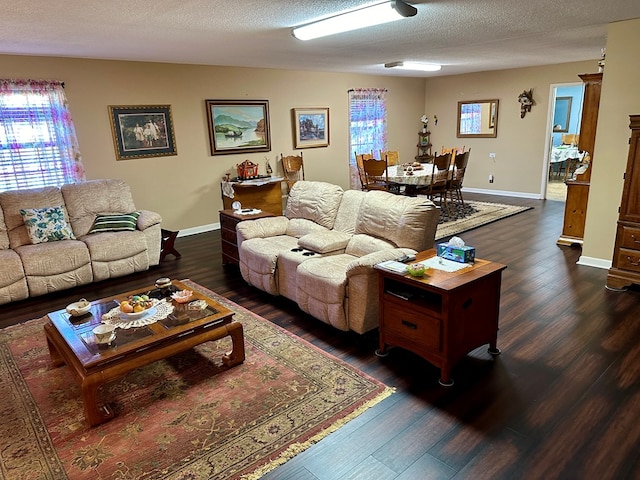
[437,243,476,263]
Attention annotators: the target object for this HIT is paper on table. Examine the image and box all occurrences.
[236,208,262,215]
[420,256,471,272]
[376,260,408,274]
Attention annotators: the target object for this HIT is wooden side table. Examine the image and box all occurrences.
[219,209,275,266]
[375,249,506,386]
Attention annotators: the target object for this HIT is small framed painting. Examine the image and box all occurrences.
[292,107,330,148]
[108,105,177,160]
[205,99,271,155]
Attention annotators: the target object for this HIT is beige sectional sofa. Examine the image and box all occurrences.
[0,179,162,305]
[236,181,439,334]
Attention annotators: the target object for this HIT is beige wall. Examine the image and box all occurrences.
[1,55,425,231]
[424,60,596,195]
[582,18,640,265]
[3,22,637,266]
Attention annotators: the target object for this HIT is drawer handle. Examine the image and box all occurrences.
[401,320,417,330]
[631,234,640,244]
[625,256,640,267]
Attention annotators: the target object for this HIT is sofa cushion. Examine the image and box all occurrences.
[61,179,138,237]
[332,189,367,234]
[0,186,67,249]
[285,181,343,229]
[20,205,76,244]
[355,191,437,251]
[298,230,352,254]
[0,205,11,250]
[345,234,395,258]
[89,212,140,233]
[285,218,330,238]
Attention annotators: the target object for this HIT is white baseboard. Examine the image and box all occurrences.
[463,187,541,199]
[577,255,611,270]
[176,223,219,237]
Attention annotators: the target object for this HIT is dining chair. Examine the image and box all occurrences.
[420,153,452,214]
[361,157,389,191]
[448,150,470,207]
[355,151,374,190]
[379,150,399,166]
[281,152,305,190]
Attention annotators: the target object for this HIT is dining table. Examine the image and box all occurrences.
[549,146,587,180]
[383,164,447,187]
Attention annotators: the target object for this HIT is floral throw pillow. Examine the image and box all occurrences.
[20,206,76,244]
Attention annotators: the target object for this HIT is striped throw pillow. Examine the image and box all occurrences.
[89,212,140,233]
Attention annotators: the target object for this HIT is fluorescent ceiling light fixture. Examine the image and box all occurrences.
[292,1,417,41]
[384,61,442,72]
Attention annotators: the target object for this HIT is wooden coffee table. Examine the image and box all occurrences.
[44,280,245,427]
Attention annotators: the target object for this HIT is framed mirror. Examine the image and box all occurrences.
[457,99,499,138]
[552,96,572,133]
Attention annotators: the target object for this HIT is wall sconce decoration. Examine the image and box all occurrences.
[517,89,534,118]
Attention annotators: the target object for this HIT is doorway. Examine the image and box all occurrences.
[543,83,585,201]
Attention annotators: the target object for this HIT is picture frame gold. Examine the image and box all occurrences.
[205,99,271,155]
[292,107,330,148]
[108,105,177,160]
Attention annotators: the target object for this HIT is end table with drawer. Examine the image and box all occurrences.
[375,249,507,386]
[219,209,274,266]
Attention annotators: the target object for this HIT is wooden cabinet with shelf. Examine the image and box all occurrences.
[558,72,602,246]
[375,249,506,386]
[606,115,640,290]
[416,130,433,162]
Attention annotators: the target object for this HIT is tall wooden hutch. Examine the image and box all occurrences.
[606,115,640,290]
[557,72,603,247]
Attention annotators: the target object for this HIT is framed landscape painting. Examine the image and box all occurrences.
[292,107,329,148]
[109,105,177,160]
[205,99,271,155]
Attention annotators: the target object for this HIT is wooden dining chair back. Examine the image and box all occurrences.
[441,146,458,160]
[281,153,305,190]
[355,151,374,190]
[380,150,400,166]
[448,151,470,207]
[420,153,451,213]
[361,157,389,191]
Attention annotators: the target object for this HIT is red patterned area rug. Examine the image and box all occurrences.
[0,280,393,480]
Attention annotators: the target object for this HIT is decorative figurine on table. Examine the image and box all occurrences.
[265,156,273,176]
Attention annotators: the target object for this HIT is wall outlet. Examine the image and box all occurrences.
[489,152,496,158]
[489,174,494,183]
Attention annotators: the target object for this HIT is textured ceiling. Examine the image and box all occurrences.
[1,0,640,77]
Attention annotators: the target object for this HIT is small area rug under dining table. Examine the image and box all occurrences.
[0,280,392,480]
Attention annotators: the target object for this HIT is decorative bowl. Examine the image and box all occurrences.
[66,299,91,316]
[119,307,154,319]
[406,263,428,277]
[171,290,193,304]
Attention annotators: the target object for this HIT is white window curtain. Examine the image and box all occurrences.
[348,88,387,190]
[0,79,86,192]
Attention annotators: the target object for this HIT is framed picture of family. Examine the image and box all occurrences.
[108,105,177,160]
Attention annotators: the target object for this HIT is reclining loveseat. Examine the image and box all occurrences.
[236,181,439,334]
[0,179,162,305]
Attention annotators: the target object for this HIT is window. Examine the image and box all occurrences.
[348,88,387,189]
[0,79,85,192]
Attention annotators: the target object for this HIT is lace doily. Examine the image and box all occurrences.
[101,299,174,329]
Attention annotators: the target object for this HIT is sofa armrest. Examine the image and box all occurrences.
[298,230,352,254]
[236,216,289,242]
[137,210,162,230]
[346,247,416,277]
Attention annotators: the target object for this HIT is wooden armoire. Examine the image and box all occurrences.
[557,72,603,247]
[606,115,640,290]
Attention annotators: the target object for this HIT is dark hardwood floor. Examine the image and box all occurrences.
[3,193,640,479]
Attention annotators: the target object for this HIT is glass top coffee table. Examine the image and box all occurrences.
[44,280,245,427]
